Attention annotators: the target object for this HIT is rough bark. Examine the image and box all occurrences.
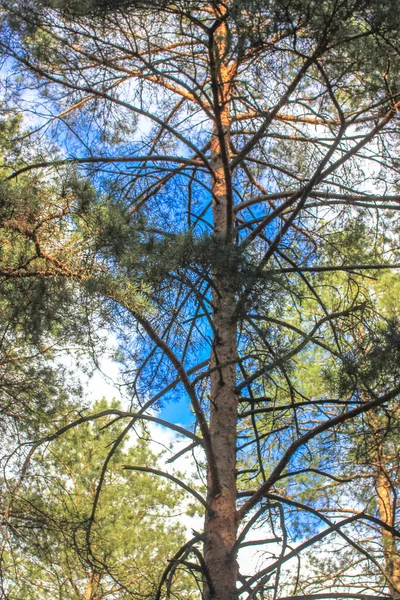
[376,462,400,599]
[203,5,239,600]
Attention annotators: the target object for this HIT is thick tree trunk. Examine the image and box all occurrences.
[204,7,239,600]
[204,275,238,600]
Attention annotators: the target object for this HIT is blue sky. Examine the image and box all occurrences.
[159,395,193,427]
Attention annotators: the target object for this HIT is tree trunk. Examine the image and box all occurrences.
[84,571,100,600]
[376,464,400,599]
[204,6,239,600]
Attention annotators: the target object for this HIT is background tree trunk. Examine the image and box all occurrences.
[376,459,400,599]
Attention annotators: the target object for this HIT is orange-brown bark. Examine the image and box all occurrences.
[376,463,400,599]
[203,4,239,599]
[84,572,100,600]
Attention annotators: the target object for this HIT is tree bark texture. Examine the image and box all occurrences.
[204,6,239,600]
[376,463,400,599]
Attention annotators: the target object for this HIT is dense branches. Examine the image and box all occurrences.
[0,1,400,599]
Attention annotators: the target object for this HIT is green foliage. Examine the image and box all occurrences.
[16,0,197,20]
[0,336,80,453]
[132,231,250,286]
[1,1,400,597]
[2,400,193,600]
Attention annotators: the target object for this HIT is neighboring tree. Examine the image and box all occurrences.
[1,1,400,599]
[0,109,81,594]
[285,269,400,600]
[2,399,193,600]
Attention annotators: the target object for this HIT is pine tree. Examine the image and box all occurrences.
[2,399,193,600]
[1,1,400,599]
